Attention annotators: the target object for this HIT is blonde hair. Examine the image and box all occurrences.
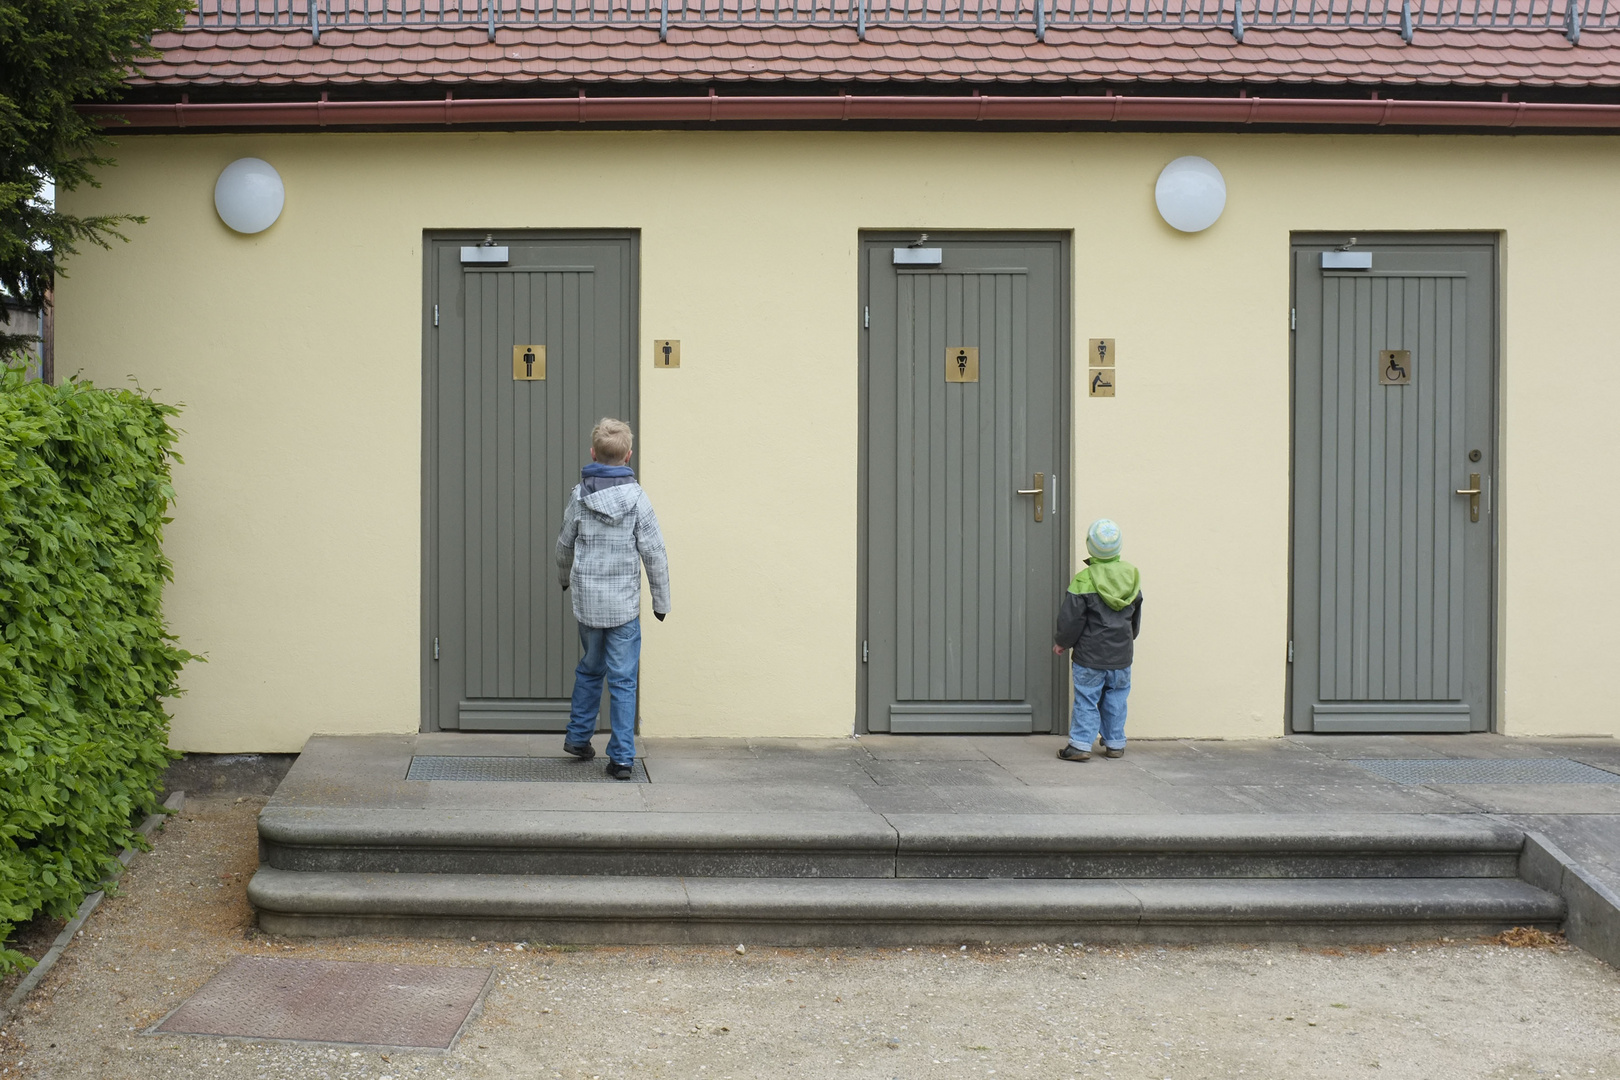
[591,417,634,464]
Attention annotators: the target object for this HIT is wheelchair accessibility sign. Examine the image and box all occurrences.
[1379,349,1413,386]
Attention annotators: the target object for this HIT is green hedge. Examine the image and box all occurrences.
[0,365,194,971]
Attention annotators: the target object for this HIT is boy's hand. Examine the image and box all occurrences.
[1052,644,1066,655]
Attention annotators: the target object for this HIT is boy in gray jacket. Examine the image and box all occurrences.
[1052,518,1143,762]
[555,418,671,779]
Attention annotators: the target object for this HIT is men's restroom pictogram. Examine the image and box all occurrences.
[512,344,546,381]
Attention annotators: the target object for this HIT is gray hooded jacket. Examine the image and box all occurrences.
[555,479,672,628]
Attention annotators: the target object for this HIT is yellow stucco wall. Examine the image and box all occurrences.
[54,129,1620,752]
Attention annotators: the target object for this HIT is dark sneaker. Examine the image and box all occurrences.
[1057,744,1092,762]
[1102,747,1125,759]
[606,761,634,780]
[562,741,596,761]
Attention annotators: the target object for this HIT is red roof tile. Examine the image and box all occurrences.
[130,22,1620,88]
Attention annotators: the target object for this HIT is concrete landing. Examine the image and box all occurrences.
[249,733,1620,954]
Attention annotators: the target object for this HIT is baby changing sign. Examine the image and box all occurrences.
[513,345,546,381]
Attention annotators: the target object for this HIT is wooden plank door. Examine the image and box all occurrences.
[1291,237,1495,732]
[862,235,1069,733]
[425,234,637,731]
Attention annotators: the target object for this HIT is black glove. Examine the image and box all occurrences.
[562,584,569,591]
[654,611,666,622]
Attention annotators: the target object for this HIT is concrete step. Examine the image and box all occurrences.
[257,808,1529,880]
[248,868,1564,946]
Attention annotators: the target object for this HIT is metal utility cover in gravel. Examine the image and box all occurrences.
[1350,758,1620,785]
[154,957,492,1048]
[406,754,650,782]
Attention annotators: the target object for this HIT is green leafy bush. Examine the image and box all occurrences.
[0,364,194,971]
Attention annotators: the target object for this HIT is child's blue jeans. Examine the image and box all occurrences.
[1069,663,1131,752]
[565,617,640,766]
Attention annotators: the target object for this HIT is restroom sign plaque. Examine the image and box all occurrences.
[1378,349,1413,386]
[513,345,546,381]
[945,347,979,383]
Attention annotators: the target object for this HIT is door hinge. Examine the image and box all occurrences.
[434,304,439,327]
[1290,307,1296,331]
[862,640,869,663]
[863,306,869,329]
[1287,640,1294,664]
[433,636,440,661]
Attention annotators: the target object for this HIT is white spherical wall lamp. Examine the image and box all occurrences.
[214,158,285,234]
[1154,156,1226,233]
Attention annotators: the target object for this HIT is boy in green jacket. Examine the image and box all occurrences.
[1052,519,1143,762]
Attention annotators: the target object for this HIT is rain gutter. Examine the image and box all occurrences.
[89,92,1620,131]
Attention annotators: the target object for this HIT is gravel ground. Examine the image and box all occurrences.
[6,796,1620,1080]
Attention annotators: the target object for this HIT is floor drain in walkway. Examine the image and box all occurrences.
[407,754,650,782]
[1350,758,1620,785]
[153,957,492,1049]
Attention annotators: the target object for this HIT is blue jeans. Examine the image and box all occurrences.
[565,618,640,766]
[1069,663,1131,752]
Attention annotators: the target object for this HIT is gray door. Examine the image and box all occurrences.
[1291,236,1495,733]
[861,235,1069,734]
[424,234,637,731]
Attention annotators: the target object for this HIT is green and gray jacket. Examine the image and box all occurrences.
[1053,557,1143,670]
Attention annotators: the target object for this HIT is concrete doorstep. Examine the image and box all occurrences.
[248,869,1564,947]
[242,734,1620,958]
[1519,832,1620,967]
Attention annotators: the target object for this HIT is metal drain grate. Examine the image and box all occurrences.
[153,957,492,1049]
[407,755,649,783]
[1350,758,1620,785]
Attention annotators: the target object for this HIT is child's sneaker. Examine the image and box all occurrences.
[1102,747,1125,759]
[1057,744,1092,762]
[563,741,596,761]
[606,761,634,780]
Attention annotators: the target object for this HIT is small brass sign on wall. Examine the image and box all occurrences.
[1379,349,1413,386]
[513,345,546,381]
[654,340,681,369]
[1088,368,1116,397]
[1088,338,1116,367]
[945,347,979,383]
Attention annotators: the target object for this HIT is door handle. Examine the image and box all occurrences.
[1016,473,1044,523]
[1455,473,1481,523]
